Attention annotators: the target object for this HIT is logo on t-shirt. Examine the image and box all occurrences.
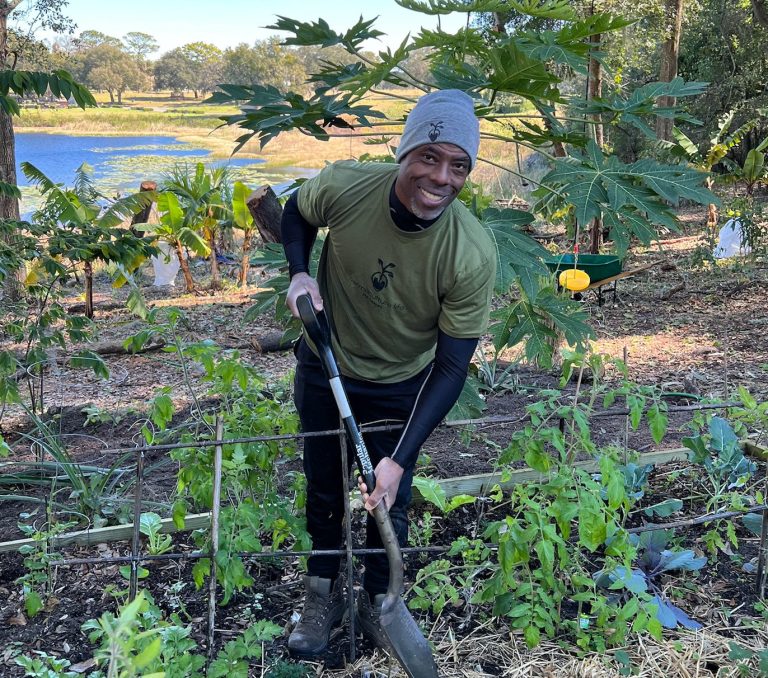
[371,259,396,291]
[428,121,444,142]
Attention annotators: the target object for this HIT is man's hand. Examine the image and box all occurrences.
[357,457,404,511]
[286,272,323,317]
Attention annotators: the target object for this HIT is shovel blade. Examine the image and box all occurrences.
[380,595,439,678]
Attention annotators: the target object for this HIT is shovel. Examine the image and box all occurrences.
[296,294,439,678]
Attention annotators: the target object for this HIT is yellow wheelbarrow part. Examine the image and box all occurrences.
[559,268,591,292]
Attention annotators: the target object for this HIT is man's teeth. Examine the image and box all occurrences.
[420,188,445,202]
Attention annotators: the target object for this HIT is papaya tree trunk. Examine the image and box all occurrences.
[239,229,253,289]
[587,14,604,253]
[84,260,94,319]
[175,241,195,292]
[655,0,685,142]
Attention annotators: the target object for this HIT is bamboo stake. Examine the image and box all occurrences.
[128,450,144,602]
[757,461,768,597]
[207,416,224,667]
[623,346,630,466]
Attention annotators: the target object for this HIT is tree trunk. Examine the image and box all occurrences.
[246,185,283,244]
[587,35,603,148]
[587,17,604,253]
[208,229,220,290]
[655,0,685,142]
[752,0,768,28]
[108,90,115,104]
[239,229,253,289]
[0,1,24,302]
[83,260,94,319]
[175,240,195,292]
[705,176,718,231]
[0,109,23,300]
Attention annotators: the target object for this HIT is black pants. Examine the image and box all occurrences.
[293,338,429,595]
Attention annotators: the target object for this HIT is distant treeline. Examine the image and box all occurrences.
[7,29,434,103]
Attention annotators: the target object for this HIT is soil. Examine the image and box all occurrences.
[1,212,767,676]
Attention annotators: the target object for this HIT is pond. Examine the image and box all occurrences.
[14,133,313,216]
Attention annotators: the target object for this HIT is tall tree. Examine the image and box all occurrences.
[76,29,121,48]
[655,0,685,141]
[1,0,77,298]
[154,47,196,95]
[180,41,222,98]
[122,31,158,60]
[80,43,147,103]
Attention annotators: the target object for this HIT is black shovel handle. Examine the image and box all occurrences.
[295,294,376,493]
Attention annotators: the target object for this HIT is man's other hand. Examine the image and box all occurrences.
[357,457,404,511]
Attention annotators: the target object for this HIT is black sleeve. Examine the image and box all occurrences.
[390,330,478,470]
[281,190,318,278]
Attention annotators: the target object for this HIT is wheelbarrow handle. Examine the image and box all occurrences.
[295,294,376,492]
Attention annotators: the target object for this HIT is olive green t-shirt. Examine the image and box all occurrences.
[297,161,496,383]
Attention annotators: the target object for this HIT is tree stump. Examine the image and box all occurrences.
[247,185,283,244]
[130,180,159,234]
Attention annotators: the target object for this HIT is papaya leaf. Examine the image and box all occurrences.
[395,0,505,16]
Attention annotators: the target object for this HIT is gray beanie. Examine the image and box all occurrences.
[395,89,480,170]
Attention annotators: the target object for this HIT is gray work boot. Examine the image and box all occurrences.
[288,575,346,657]
[356,590,392,650]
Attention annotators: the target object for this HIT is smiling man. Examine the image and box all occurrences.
[281,89,496,658]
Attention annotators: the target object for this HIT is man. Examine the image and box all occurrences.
[281,89,496,657]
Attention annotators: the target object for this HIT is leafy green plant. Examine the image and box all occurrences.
[412,476,475,514]
[728,642,768,677]
[16,513,77,618]
[683,416,757,501]
[15,651,78,678]
[139,512,173,555]
[208,621,283,677]
[595,529,706,631]
[125,307,308,603]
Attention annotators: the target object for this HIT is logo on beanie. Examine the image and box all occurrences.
[428,121,444,142]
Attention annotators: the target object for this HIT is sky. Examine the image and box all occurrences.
[28,0,470,55]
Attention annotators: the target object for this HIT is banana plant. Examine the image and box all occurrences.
[135,191,211,293]
[161,163,231,290]
[722,135,768,196]
[231,181,256,289]
[670,111,759,227]
[21,162,156,319]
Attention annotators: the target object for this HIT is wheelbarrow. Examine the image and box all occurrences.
[544,254,659,305]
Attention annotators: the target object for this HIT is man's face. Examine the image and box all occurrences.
[394,143,471,220]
